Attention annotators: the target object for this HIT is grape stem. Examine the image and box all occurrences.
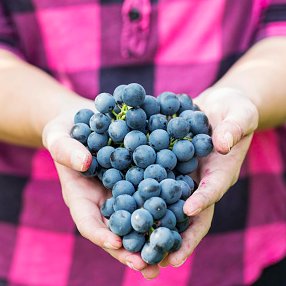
[116,103,129,120]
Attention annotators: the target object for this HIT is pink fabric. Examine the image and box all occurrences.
[9,227,74,286]
[122,257,193,286]
[248,131,283,174]
[244,223,286,284]
[37,5,100,72]
[155,0,224,64]
[31,149,58,180]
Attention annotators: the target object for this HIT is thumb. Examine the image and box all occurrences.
[213,101,258,154]
[42,117,92,172]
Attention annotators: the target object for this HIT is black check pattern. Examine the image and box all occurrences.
[0,174,26,224]
[100,64,155,95]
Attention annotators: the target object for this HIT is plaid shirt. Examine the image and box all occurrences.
[0,1,286,285]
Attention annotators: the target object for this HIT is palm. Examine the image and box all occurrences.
[161,88,257,267]
[43,108,156,276]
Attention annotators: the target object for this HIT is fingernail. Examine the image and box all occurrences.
[173,258,187,268]
[126,262,138,271]
[103,242,120,250]
[224,132,233,152]
[187,207,201,216]
[71,150,88,171]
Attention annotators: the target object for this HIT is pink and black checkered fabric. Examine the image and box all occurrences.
[0,1,286,285]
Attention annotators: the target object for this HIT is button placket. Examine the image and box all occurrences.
[121,0,151,58]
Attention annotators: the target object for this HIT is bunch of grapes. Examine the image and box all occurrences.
[70,83,213,265]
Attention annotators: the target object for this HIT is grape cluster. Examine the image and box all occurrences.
[70,83,213,265]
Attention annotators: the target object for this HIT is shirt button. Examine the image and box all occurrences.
[128,8,141,21]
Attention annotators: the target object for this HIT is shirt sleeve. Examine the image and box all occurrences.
[0,4,23,57]
[255,0,286,41]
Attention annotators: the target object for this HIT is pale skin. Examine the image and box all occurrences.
[0,37,286,279]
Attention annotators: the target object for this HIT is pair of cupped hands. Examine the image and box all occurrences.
[42,87,259,279]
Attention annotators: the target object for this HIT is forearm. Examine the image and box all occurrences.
[0,50,92,147]
[214,37,286,130]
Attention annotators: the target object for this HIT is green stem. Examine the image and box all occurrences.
[182,137,192,141]
[111,110,118,117]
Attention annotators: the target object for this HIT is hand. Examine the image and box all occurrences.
[42,106,160,279]
[160,87,259,268]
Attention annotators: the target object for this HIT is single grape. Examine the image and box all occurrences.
[123,231,146,253]
[177,93,193,114]
[192,134,213,157]
[89,113,111,134]
[70,123,91,145]
[160,179,182,204]
[108,120,129,143]
[177,180,192,200]
[144,164,167,182]
[113,84,126,105]
[133,191,145,208]
[167,117,189,139]
[113,194,137,213]
[102,168,124,189]
[122,83,146,107]
[179,109,195,120]
[176,175,195,189]
[141,243,165,265]
[133,145,156,168]
[74,108,94,125]
[124,130,147,152]
[97,146,115,168]
[192,104,201,111]
[175,157,198,174]
[138,178,161,200]
[87,132,109,152]
[110,148,132,171]
[112,180,135,197]
[157,209,176,230]
[150,227,174,252]
[182,111,210,135]
[169,231,182,252]
[95,92,116,113]
[82,156,98,177]
[100,197,115,219]
[148,114,168,132]
[141,95,160,118]
[159,92,180,115]
[149,129,169,151]
[168,200,188,222]
[131,209,153,233]
[126,108,147,130]
[144,197,167,220]
[125,166,144,187]
[156,149,177,170]
[172,140,195,162]
[176,217,191,233]
[137,120,149,135]
[109,210,132,236]
[167,170,176,179]
[97,167,107,181]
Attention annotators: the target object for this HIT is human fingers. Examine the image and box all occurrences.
[162,205,214,267]
[56,163,122,250]
[43,115,92,171]
[184,135,252,216]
